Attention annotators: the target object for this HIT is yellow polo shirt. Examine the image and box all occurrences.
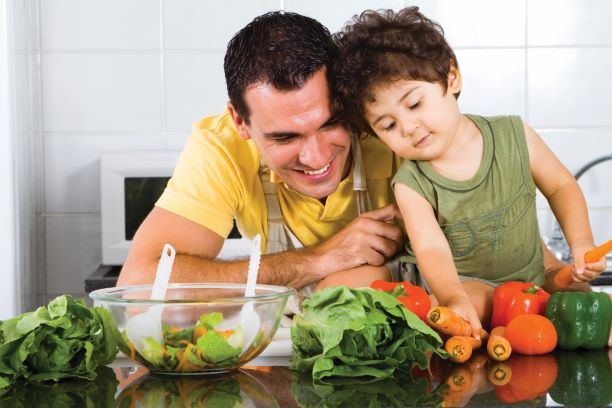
[156,112,399,253]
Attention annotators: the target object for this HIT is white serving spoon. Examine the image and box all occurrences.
[228,234,262,351]
[125,243,175,353]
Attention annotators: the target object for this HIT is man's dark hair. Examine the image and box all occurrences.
[332,7,459,134]
[224,11,335,124]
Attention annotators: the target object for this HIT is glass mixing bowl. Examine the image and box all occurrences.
[90,283,294,375]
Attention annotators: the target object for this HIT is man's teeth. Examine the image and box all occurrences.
[304,164,330,175]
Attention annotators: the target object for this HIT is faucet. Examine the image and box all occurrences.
[546,154,612,262]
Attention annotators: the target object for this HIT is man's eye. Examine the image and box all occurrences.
[382,122,396,132]
[274,137,294,145]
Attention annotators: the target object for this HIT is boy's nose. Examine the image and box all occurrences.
[400,121,418,138]
[299,132,330,169]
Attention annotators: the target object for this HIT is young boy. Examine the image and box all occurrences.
[330,7,605,336]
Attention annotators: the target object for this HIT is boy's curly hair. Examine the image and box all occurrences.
[332,7,458,134]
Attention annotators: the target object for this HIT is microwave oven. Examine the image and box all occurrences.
[100,152,250,266]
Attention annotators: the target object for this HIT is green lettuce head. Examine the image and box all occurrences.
[291,286,445,382]
[0,295,119,388]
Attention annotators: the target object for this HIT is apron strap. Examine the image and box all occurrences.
[352,133,373,214]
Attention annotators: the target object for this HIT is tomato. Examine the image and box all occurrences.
[495,354,558,403]
[504,314,557,355]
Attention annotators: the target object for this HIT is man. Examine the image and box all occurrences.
[117,12,404,290]
[117,11,590,309]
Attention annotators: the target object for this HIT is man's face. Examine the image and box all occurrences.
[228,68,352,200]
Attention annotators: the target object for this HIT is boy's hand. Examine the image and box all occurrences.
[571,241,606,282]
[444,295,483,340]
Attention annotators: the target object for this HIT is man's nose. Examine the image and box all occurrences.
[299,133,330,169]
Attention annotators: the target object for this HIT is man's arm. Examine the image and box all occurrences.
[117,205,404,288]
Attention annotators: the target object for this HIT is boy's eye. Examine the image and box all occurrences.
[382,121,396,132]
[321,116,340,129]
[409,101,421,110]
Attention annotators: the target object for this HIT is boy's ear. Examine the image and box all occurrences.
[227,102,251,141]
[447,63,462,94]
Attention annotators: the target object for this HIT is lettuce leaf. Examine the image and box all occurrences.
[116,372,243,407]
[291,370,445,407]
[291,286,446,382]
[0,366,117,408]
[0,295,119,389]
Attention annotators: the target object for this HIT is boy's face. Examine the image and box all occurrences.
[228,68,352,200]
[364,66,463,161]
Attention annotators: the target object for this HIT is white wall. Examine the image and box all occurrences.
[5,0,44,313]
[14,0,611,303]
[0,0,18,318]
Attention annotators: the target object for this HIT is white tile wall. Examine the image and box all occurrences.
[164,52,227,132]
[42,53,163,132]
[528,48,612,127]
[528,0,612,46]
[285,0,403,33]
[166,132,191,151]
[411,0,526,47]
[163,0,280,50]
[11,0,612,302]
[456,49,526,118]
[40,0,161,50]
[44,133,165,213]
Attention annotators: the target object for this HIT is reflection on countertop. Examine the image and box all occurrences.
[0,350,610,407]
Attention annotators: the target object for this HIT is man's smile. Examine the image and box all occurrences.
[303,163,331,176]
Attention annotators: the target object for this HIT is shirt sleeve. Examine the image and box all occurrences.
[156,126,244,238]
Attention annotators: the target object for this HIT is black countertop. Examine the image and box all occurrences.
[3,350,608,407]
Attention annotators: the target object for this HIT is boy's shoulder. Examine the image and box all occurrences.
[466,113,523,125]
[466,114,526,131]
[466,114,527,139]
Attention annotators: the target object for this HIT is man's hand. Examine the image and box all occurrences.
[307,204,404,276]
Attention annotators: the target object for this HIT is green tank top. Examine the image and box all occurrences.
[392,115,544,285]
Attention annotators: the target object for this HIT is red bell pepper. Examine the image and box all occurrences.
[370,280,431,322]
[490,282,550,328]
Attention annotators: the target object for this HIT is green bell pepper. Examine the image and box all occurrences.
[544,291,612,350]
[549,350,612,407]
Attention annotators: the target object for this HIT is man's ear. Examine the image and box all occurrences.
[447,62,462,95]
[227,102,251,141]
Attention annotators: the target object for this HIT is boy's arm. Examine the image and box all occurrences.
[394,183,482,336]
[524,123,604,281]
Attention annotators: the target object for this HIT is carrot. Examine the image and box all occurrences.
[176,343,195,372]
[442,365,474,407]
[216,329,235,338]
[193,326,207,342]
[554,238,612,288]
[127,341,137,361]
[487,326,512,362]
[427,306,472,336]
[487,362,512,386]
[445,335,482,363]
[446,365,473,392]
